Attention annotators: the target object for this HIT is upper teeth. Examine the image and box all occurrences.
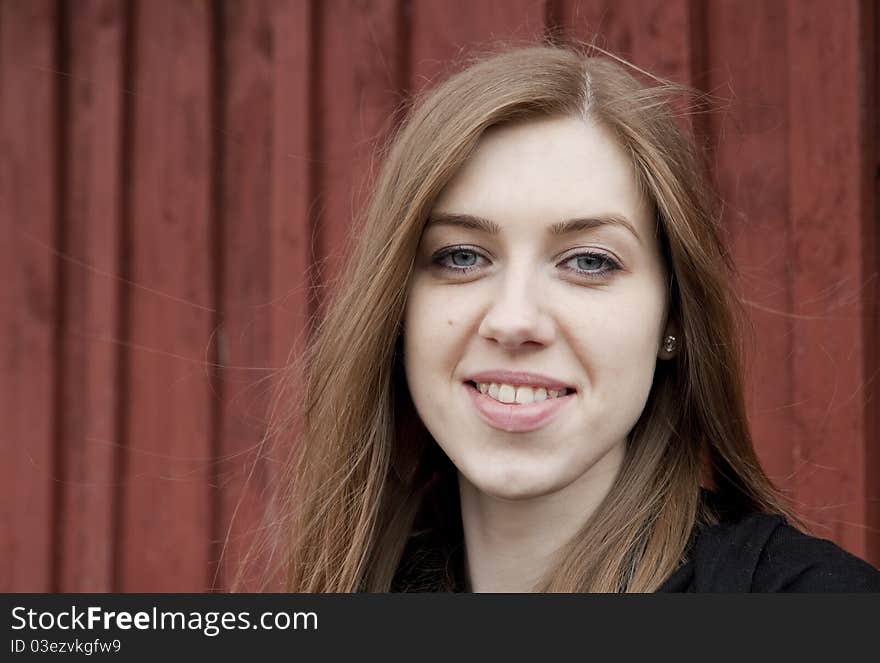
[475,382,571,404]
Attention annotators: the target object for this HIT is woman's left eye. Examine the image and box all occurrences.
[560,252,621,279]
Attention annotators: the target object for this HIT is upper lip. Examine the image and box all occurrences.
[464,370,576,391]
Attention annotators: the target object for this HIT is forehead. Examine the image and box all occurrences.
[431,115,653,238]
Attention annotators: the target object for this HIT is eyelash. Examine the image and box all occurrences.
[431,245,622,281]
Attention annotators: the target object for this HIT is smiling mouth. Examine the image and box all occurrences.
[467,380,575,405]
[463,380,575,433]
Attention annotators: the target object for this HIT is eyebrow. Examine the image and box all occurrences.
[425,211,642,243]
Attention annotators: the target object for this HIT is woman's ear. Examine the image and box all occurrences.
[658,324,680,360]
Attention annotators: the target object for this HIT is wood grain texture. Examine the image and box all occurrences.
[260,0,313,592]
[0,0,58,592]
[705,0,795,488]
[409,0,546,95]
[268,0,313,382]
[868,0,880,566]
[213,0,312,592]
[57,0,124,593]
[313,0,405,307]
[785,0,874,558]
[119,0,215,591]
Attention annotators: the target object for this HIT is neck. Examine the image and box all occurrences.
[458,443,624,593]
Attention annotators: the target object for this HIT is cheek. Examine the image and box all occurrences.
[402,281,460,389]
[404,283,441,352]
[568,281,666,390]
[404,278,481,350]
[402,282,471,456]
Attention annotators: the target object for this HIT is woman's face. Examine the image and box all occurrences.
[403,114,671,502]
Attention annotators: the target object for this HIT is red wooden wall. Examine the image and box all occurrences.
[1,0,877,592]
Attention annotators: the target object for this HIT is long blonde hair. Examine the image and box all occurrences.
[236,42,800,593]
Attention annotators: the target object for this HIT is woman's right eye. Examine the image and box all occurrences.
[432,246,487,275]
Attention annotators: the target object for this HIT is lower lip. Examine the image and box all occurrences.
[464,382,575,433]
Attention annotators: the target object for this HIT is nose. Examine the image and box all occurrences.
[477,267,555,349]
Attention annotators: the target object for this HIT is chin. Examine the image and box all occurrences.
[462,465,562,502]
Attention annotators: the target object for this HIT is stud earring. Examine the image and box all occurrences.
[663,335,678,354]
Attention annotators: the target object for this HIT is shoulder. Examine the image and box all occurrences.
[675,511,880,592]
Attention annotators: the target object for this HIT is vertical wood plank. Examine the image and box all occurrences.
[868,0,880,566]
[120,0,215,591]
[410,0,546,95]
[704,1,795,487]
[57,0,125,592]
[268,0,313,380]
[261,0,315,591]
[214,0,312,592]
[214,0,271,593]
[786,0,875,559]
[0,0,58,592]
[315,0,405,303]
[552,0,632,53]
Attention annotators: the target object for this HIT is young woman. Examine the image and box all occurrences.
[246,43,880,592]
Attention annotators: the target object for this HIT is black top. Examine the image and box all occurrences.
[656,508,880,592]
